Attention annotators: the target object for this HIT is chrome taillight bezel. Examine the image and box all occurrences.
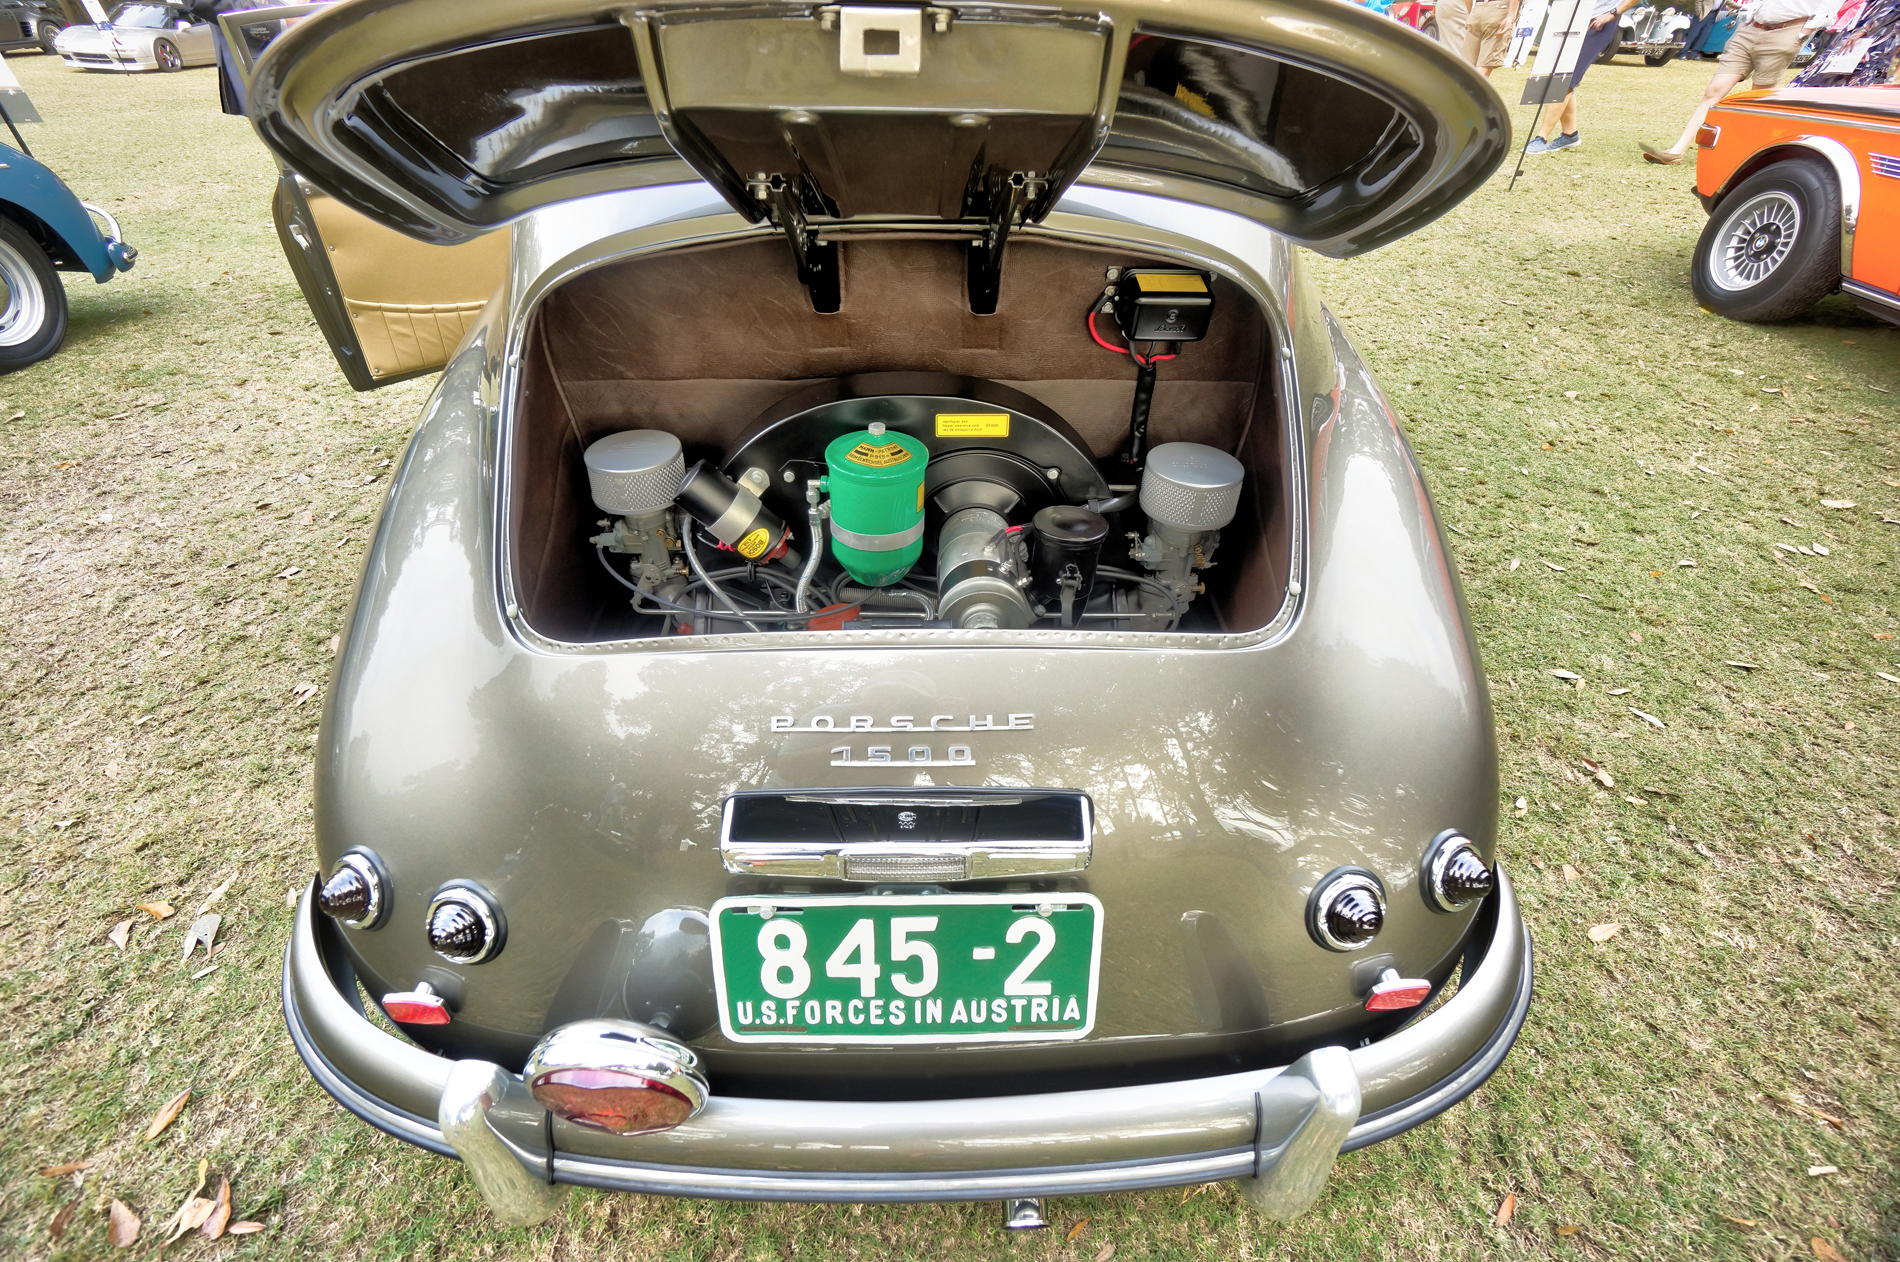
[319,849,391,930]
[1420,830,1495,914]
[1306,867,1386,952]
[523,1019,710,1136]
[426,881,506,964]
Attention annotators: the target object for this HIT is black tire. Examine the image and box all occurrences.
[1421,16,1440,40]
[1595,38,1621,63]
[1691,157,1841,322]
[0,217,68,372]
[36,19,61,54]
[153,37,182,70]
[1645,47,1679,65]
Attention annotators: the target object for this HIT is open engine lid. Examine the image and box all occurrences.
[247,0,1507,273]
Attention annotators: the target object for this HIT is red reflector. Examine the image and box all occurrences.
[1365,982,1432,1011]
[382,986,451,1025]
[1695,124,1720,149]
[530,1067,694,1135]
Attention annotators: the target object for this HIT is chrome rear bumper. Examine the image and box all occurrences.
[284,870,1531,1209]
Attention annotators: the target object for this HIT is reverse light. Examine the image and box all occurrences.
[317,850,389,929]
[1695,124,1720,149]
[1364,968,1432,1012]
[1307,869,1386,952]
[523,1020,710,1136]
[382,981,451,1025]
[1421,831,1496,914]
[427,883,505,964]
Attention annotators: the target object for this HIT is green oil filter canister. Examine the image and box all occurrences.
[824,422,928,587]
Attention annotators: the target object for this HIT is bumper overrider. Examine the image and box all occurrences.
[284,872,1532,1223]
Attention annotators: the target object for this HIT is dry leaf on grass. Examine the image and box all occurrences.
[1094,1244,1116,1262]
[1630,707,1666,729]
[196,871,238,915]
[137,901,175,920]
[1555,1223,1582,1236]
[1551,669,1581,681]
[1808,1165,1839,1176]
[1495,1191,1516,1226]
[107,1200,140,1248]
[107,919,132,951]
[145,1088,191,1140]
[1719,1214,1757,1227]
[201,1178,232,1239]
[1592,768,1614,788]
[1066,1217,1091,1243]
[1562,864,1580,881]
[180,913,220,961]
[1542,560,1566,571]
[38,1159,91,1177]
[1588,923,1622,943]
[159,1160,211,1244]
[49,1198,77,1240]
[226,1221,265,1235]
[1812,1238,1848,1262]
[1819,500,1856,510]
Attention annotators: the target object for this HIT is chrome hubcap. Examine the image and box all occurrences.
[0,240,46,348]
[1711,191,1800,291]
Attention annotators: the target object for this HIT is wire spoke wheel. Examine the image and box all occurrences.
[0,237,48,349]
[1710,191,1801,292]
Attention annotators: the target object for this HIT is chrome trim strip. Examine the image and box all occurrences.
[1716,105,1900,134]
[1870,153,1900,180]
[829,517,928,551]
[282,873,1531,1198]
[1841,279,1900,317]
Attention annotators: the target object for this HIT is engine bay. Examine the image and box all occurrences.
[507,237,1292,643]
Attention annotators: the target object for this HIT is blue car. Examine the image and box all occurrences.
[0,139,136,371]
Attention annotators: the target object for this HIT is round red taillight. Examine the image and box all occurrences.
[529,1067,695,1135]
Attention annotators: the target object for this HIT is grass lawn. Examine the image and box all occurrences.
[1,47,1896,1262]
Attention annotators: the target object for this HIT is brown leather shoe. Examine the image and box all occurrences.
[1640,143,1683,165]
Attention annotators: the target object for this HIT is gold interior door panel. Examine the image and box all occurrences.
[305,192,508,383]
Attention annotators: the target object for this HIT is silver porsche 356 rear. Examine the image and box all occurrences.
[243,0,1530,1227]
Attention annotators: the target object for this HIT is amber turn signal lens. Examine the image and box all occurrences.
[530,1068,696,1134]
[1695,124,1720,149]
[318,851,387,929]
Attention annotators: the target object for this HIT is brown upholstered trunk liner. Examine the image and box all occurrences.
[511,234,1290,642]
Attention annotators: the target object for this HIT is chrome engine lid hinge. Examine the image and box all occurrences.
[966,170,1043,316]
[748,173,842,314]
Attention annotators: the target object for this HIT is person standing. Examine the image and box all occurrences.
[1526,0,1641,155]
[1441,0,1524,77]
[1638,0,1840,163]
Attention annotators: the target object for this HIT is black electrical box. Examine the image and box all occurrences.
[1109,269,1214,342]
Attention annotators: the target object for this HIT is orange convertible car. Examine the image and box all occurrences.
[1691,84,1899,325]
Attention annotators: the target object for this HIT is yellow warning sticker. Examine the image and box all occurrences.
[845,442,913,468]
[1133,272,1208,294]
[917,483,925,512]
[934,413,1010,439]
[735,527,771,559]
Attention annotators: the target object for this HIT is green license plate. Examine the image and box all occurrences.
[710,894,1102,1045]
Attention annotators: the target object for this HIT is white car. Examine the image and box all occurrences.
[54,1,215,71]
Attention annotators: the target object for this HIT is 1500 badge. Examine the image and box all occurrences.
[769,713,1033,768]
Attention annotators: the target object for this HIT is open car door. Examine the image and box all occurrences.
[221,2,508,391]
